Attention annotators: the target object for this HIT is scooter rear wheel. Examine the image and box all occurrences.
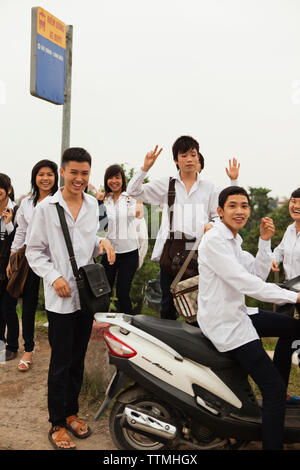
[109,394,174,451]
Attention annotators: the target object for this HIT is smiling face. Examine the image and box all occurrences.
[60,160,91,197]
[289,197,300,224]
[107,173,123,194]
[218,194,251,236]
[35,167,56,195]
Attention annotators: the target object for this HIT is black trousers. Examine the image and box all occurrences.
[159,268,177,320]
[0,280,18,353]
[21,267,40,352]
[228,310,300,450]
[46,310,94,427]
[101,249,138,315]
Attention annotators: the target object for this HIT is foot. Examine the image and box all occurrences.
[66,415,92,439]
[48,426,76,450]
[286,393,300,405]
[17,352,33,371]
[5,350,17,361]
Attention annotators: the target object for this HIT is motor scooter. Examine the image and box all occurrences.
[94,276,300,450]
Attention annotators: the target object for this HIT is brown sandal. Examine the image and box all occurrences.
[66,415,92,439]
[48,425,76,450]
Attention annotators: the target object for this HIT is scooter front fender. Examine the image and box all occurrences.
[94,369,131,421]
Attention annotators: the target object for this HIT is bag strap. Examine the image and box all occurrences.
[167,178,176,233]
[170,228,204,292]
[55,203,80,279]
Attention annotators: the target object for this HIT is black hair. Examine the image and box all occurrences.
[218,186,250,209]
[0,173,14,201]
[31,160,58,206]
[104,164,127,194]
[61,147,92,168]
[291,188,300,199]
[172,135,205,170]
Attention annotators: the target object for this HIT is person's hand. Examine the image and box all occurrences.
[271,259,280,272]
[297,292,300,303]
[99,239,116,265]
[53,277,71,298]
[6,261,12,278]
[2,207,13,225]
[260,217,275,241]
[204,223,213,233]
[141,145,163,172]
[225,158,240,180]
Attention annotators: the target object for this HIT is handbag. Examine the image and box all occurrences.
[170,231,203,323]
[56,203,111,315]
[159,178,198,280]
[0,205,19,293]
[6,246,30,298]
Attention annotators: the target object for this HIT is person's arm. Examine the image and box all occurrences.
[202,234,298,305]
[25,205,62,287]
[10,203,27,252]
[127,146,167,205]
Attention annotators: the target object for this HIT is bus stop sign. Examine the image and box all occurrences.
[30,7,66,105]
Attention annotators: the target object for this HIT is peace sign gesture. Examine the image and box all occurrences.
[141,145,163,172]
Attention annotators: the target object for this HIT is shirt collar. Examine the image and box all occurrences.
[172,170,202,185]
[50,188,93,205]
[215,219,243,245]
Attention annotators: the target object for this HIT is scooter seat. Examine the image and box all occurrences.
[132,315,235,369]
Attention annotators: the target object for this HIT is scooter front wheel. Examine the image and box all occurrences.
[109,393,175,451]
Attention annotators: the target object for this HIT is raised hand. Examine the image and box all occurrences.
[260,217,275,241]
[271,260,280,272]
[141,145,163,172]
[226,158,240,180]
[2,207,13,225]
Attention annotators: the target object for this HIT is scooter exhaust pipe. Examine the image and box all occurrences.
[121,405,178,441]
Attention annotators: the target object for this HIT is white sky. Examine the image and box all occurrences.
[1,0,300,200]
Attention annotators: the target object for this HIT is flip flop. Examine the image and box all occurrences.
[48,426,76,450]
[66,415,92,439]
[17,360,31,372]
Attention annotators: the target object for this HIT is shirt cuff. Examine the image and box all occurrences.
[258,237,271,250]
[45,270,62,287]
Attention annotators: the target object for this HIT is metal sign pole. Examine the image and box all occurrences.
[60,24,73,186]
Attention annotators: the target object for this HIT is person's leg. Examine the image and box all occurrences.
[250,310,300,388]
[101,253,118,292]
[115,250,139,314]
[21,268,40,353]
[228,339,286,450]
[159,268,177,320]
[47,311,76,427]
[64,310,94,419]
[0,287,19,356]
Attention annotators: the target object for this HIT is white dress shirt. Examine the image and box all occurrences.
[127,168,238,262]
[26,189,101,314]
[0,198,16,240]
[273,222,300,280]
[197,221,298,352]
[105,192,139,254]
[11,195,49,252]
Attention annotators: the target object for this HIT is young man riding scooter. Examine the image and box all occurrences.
[197,186,300,450]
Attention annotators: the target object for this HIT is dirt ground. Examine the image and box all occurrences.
[1,323,300,453]
[0,324,116,451]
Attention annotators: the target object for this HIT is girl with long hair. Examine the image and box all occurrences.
[8,159,58,371]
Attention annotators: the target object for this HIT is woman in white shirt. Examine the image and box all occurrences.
[272,188,300,317]
[9,160,58,371]
[0,173,19,361]
[98,164,143,315]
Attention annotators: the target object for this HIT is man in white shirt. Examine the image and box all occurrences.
[26,148,115,450]
[127,135,240,320]
[197,185,300,450]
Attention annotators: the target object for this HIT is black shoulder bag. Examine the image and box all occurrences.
[55,203,111,315]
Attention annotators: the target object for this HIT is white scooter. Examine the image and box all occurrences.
[94,276,300,451]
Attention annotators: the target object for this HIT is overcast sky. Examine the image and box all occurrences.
[1,0,300,200]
